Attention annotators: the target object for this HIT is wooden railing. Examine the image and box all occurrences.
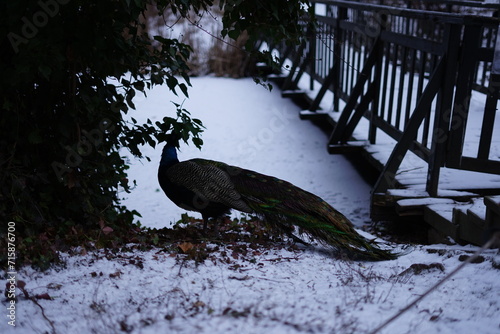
[265,0,500,198]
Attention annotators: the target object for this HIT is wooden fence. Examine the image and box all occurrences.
[266,0,500,199]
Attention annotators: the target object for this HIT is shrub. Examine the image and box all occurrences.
[0,0,309,268]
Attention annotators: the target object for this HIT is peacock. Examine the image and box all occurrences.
[158,136,398,261]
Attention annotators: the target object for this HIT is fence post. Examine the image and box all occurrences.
[446,24,481,168]
[368,11,388,144]
[281,41,306,91]
[334,6,347,112]
[478,23,500,160]
[309,2,316,91]
[372,57,446,195]
[426,23,461,196]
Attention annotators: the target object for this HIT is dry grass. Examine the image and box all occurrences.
[141,3,252,78]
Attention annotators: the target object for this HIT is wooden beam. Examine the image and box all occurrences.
[426,24,461,196]
[328,37,380,145]
[372,56,445,194]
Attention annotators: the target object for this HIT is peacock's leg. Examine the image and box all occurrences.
[287,232,309,246]
[201,214,220,237]
[202,214,209,234]
[277,223,309,245]
[213,217,220,237]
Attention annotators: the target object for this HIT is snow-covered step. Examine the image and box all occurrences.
[485,195,500,216]
[282,89,307,97]
[386,188,477,203]
[420,197,489,246]
[299,109,329,121]
[485,195,500,237]
[424,202,459,242]
[454,198,486,245]
[396,197,455,216]
[328,140,369,154]
[256,63,283,77]
[281,90,314,110]
[379,188,493,245]
[395,197,491,246]
[467,198,487,226]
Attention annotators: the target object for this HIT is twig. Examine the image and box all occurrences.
[29,296,57,334]
[262,256,301,261]
[369,232,500,334]
[184,14,244,52]
[17,284,57,334]
[177,256,188,277]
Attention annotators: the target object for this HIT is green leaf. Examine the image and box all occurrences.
[228,29,240,40]
[166,76,178,94]
[179,83,189,97]
[38,65,52,80]
[28,130,43,144]
[192,137,204,149]
[132,81,145,91]
[0,0,311,269]
[126,89,136,109]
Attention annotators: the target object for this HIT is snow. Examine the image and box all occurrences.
[397,197,456,207]
[120,77,372,229]
[291,40,500,196]
[2,77,500,334]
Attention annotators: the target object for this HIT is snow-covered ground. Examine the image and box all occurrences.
[2,77,499,334]
[120,76,373,229]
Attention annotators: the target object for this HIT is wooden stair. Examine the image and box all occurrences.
[392,194,500,246]
[269,69,500,247]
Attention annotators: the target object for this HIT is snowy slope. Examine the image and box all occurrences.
[119,76,372,229]
[2,77,499,334]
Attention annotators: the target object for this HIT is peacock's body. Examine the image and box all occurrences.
[158,140,398,261]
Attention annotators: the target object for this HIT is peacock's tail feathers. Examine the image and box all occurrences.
[256,205,398,261]
[221,163,398,261]
[170,158,399,261]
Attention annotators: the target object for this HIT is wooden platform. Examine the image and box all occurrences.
[267,59,500,246]
[298,105,500,246]
[342,115,500,244]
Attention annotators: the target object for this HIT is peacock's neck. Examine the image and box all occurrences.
[160,144,179,168]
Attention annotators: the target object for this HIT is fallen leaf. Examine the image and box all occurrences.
[102,226,114,235]
[192,301,205,308]
[35,293,52,300]
[109,271,122,278]
[47,283,62,290]
[228,275,250,281]
[16,280,26,289]
[178,242,194,253]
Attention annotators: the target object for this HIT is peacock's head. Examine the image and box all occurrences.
[160,133,180,166]
[165,132,181,147]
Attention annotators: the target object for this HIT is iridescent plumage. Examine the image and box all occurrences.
[158,140,398,261]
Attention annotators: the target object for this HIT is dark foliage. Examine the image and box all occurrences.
[0,0,310,269]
